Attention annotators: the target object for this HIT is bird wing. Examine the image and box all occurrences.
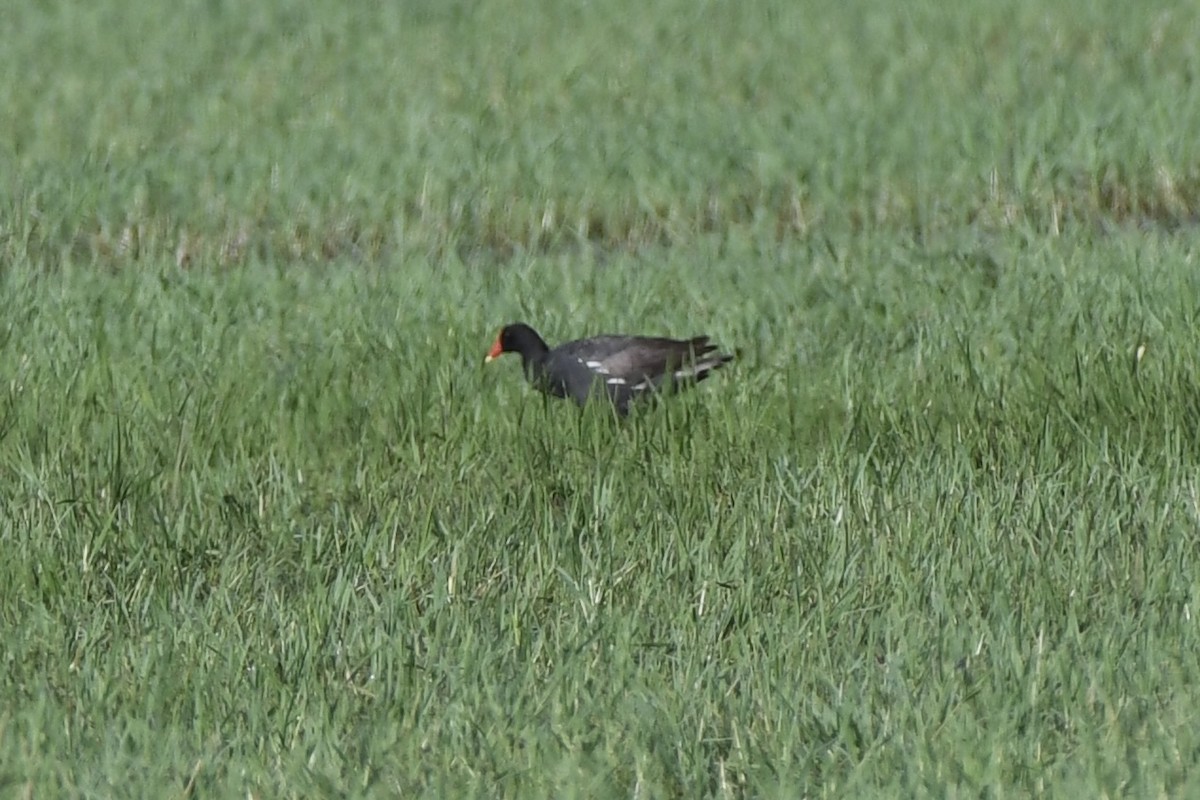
[556,335,710,378]
[554,335,733,412]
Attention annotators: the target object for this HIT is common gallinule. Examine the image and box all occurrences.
[485,322,734,415]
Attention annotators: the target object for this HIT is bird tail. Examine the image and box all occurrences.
[675,339,735,385]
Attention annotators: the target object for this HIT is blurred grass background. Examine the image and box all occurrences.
[4,0,1197,267]
[2,0,1200,796]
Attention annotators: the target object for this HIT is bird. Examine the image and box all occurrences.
[484,322,734,415]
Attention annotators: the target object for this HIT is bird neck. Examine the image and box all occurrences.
[511,328,550,362]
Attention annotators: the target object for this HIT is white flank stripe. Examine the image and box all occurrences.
[606,377,627,386]
[584,360,609,373]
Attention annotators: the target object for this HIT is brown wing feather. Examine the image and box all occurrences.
[595,336,716,380]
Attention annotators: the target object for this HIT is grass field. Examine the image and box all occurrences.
[3,0,1200,796]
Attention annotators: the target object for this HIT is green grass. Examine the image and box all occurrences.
[3,0,1200,796]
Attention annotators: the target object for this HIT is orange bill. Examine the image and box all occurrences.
[484,335,504,362]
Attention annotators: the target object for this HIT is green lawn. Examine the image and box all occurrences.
[2,0,1200,796]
